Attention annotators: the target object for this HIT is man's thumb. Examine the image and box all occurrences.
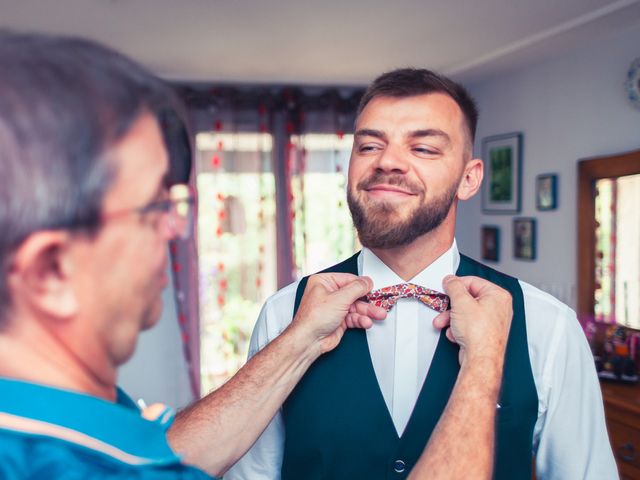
[330,277,372,306]
[442,275,473,307]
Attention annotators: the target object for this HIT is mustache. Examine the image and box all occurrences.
[356,172,422,195]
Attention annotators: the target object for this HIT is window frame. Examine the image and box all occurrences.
[577,149,640,327]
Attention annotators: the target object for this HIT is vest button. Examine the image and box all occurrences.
[393,460,406,473]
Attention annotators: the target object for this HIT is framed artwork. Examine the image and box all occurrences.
[481,226,500,262]
[513,217,536,260]
[536,173,558,210]
[481,132,523,214]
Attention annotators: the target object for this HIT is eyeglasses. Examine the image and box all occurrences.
[102,184,195,240]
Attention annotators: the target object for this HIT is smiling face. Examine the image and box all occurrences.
[347,93,475,249]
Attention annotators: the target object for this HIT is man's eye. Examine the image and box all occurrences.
[358,145,378,153]
[414,147,438,155]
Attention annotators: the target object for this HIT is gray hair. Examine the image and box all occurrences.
[0,31,191,323]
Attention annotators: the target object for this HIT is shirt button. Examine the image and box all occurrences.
[393,460,406,473]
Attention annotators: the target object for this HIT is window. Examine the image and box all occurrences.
[578,150,640,330]
[196,132,277,391]
[593,174,640,327]
[290,134,357,275]
[196,132,356,391]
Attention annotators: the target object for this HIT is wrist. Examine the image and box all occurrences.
[462,345,506,369]
[281,322,324,364]
[459,353,504,395]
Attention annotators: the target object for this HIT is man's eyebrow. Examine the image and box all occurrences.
[354,128,387,140]
[408,129,451,145]
[355,128,452,146]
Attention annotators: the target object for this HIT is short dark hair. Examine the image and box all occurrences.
[358,68,478,143]
[0,31,191,322]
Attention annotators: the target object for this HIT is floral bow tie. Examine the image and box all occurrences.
[366,283,450,313]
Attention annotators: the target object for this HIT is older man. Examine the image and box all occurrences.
[0,31,384,479]
[227,68,618,480]
[0,33,513,480]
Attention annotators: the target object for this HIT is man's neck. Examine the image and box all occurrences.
[0,317,117,401]
[369,228,454,282]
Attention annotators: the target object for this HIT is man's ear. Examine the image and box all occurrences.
[457,158,483,201]
[7,231,79,320]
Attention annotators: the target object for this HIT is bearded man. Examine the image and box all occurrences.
[226,68,616,480]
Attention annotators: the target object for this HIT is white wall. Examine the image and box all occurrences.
[118,23,640,407]
[118,262,194,409]
[456,22,640,308]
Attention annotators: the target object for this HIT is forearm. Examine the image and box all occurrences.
[408,356,503,480]
[167,323,320,477]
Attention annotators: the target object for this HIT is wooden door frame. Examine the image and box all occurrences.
[577,149,640,321]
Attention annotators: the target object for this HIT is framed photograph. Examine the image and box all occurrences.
[481,132,523,214]
[481,226,500,262]
[536,173,558,210]
[513,217,536,260]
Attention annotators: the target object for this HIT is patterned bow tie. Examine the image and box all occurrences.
[366,283,450,313]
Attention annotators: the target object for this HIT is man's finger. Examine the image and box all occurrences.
[455,275,506,299]
[445,327,456,343]
[442,275,474,307]
[433,311,450,330]
[351,300,387,321]
[346,313,374,329]
[311,272,372,291]
[329,277,374,306]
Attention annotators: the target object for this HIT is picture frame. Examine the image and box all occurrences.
[481,226,500,262]
[536,173,558,210]
[513,217,536,260]
[481,132,523,214]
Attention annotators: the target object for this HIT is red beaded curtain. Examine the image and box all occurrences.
[174,85,363,393]
[159,108,201,400]
[169,237,200,399]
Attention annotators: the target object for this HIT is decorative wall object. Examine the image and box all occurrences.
[481,132,522,213]
[625,57,640,110]
[481,225,500,262]
[536,173,558,211]
[514,217,536,260]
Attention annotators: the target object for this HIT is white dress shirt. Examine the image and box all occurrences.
[225,241,618,480]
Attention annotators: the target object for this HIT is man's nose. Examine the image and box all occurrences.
[373,145,409,174]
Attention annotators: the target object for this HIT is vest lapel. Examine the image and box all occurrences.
[296,252,399,438]
[395,265,462,451]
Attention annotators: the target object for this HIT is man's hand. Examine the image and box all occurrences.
[291,273,387,354]
[410,276,511,480]
[433,275,512,365]
[169,272,385,476]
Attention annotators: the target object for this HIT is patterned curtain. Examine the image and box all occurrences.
[174,85,364,394]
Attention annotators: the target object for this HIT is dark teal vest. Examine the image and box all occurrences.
[282,252,538,480]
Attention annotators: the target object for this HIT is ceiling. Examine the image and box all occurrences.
[1,0,640,86]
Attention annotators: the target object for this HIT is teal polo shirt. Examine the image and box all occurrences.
[0,377,214,479]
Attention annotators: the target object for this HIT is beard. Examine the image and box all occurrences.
[347,172,459,249]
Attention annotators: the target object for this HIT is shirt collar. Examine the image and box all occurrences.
[359,239,460,292]
[0,377,181,466]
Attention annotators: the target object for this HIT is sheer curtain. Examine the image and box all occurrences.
[176,84,363,393]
